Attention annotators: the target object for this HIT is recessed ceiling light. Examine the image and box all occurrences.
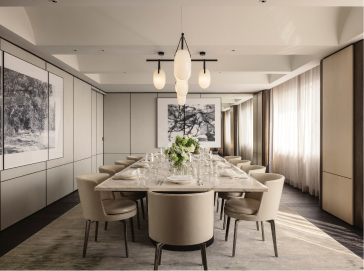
[101,49,105,52]
[73,49,77,52]
[49,0,58,3]
[232,50,235,52]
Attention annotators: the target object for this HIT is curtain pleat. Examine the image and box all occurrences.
[239,98,254,161]
[223,110,231,156]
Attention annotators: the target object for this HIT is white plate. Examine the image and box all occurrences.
[166,179,194,185]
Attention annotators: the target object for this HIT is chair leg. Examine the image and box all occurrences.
[199,243,208,270]
[214,192,216,206]
[83,220,91,258]
[232,219,241,257]
[95,221,99,242]
[220,199,225,220]
[154,243,164,270]
[104,222,108,230]
[216,198,219,212]
[135,200,141,230]
[223,214,227,230]
[261,221,265,241]
[130,217,135,242]
[268,220,278,257]
[256,221,259,231]
[146,195,148,213]
[140,199,146,220]
[225,216,231,241]
[121,220,129,258]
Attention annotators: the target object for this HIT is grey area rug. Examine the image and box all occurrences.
[0,202,362,270]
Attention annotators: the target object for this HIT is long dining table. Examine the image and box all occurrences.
[94,156,268,251]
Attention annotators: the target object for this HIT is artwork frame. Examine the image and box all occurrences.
[157,97,221,148]
[3,52,49,169]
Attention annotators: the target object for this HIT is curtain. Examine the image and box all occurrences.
[272,66,320,197]
[223,110,231,156]
[239,98,254,161]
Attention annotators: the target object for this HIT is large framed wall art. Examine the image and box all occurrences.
[3,52,64,169]
[157,98,221,148]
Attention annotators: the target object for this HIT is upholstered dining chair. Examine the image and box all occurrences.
[115,160,135,167]
[76,173,137,258]
[224,156,241,162]
[224,173,285,257]
[127,155,144,162]
[239,165,266,175]
[148,191,214,270]
[231,159,250,166]
[98,165,146,230]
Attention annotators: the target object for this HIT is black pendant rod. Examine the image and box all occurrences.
[203,60,206,73]
[157,60,160,74]
[147,59,217,62]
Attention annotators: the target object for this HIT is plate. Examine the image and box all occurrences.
[167,175,194,184]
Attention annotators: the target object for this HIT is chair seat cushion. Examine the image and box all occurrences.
[225,198,260,215]
[219,192,244,200]
[103,199,136,215]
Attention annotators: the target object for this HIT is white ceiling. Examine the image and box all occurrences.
[0,0,363,93]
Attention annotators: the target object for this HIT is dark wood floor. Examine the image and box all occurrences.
[0,184,362,259]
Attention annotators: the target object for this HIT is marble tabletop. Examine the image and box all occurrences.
[94,158,268,193]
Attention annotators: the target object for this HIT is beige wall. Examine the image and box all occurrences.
[322,45,354,225]
[0,39,104,230]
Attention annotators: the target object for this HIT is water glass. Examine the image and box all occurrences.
[138,168,146,180]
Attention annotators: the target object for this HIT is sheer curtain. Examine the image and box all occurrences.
[223,110,231,156]
[239,98,253,161]
[272,66,320,197]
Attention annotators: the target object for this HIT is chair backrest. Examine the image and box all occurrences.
[115,160,134,166]
[240,165,266,175]
[248,173,285,221]
[230,158,244,166]
[127,156,143,161]
[224,156,241,161]
[99,165,125,177]
[236,160,251,167]
[148,191,214,246]
[76,173,109,221]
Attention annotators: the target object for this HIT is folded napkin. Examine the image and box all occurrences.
[216,161,231,168]
[219,169,248,178]
[168,175,193,181]
[113,169,138,180]
[131,162,149,168]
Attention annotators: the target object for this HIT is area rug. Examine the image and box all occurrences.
[0,202,362,270]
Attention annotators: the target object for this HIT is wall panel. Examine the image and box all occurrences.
[46,163,73,205]
[131,93,158,154]
[104,154,128,165]
[73,158,92,191]
[1,171,46,230]
[97,93,104,155]
[104,93,130,154]
[96,154,104,171]
[92,91,97,156]
[74,78,92,161]
[92,155,97,173]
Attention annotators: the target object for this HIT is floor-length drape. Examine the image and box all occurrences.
[239,98,253,161]
[223,110,231,156]
[272,66,320,197]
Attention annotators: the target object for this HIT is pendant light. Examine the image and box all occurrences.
[153,52,166,90]
[198,60,211,89]
[176,79,188,96]
[174,33,191,81]
[177,94,186,105]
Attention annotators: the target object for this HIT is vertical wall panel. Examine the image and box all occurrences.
[46,163,73,205]
[46,64,74,168]
[92,91,97,156]
[104,154,128,165]
[1,171,46,230]
[92,156,97,173]
[96,154,104,172]
[97,93,104,155]
[322,45,354,225]
[73,158,92,191]
[74,78,92,161]
[104,93,130,154]
[131,93,158,154]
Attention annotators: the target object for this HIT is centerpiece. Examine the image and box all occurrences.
[175,135,200,153]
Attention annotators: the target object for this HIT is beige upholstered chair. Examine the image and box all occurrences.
[239,165,266,175]
[224,156,241,161]
[148,191,214,270]
[115,160,135,167]
[224,173,285,257]
[99,165,146,230]
[76,173,137,258]
[236,160,251,168]
[127,156,144,162]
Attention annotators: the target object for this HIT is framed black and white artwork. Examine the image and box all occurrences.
[4,53,49,169]
[48,72,64,160]
[157,98,221,148]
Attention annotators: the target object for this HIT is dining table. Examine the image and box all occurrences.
[94,155,268,251]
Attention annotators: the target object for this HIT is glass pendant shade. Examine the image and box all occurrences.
[153,69,166,89]
[177,94,186,105]
[176,79,188,96]
[198,68,211,89]
[174,49,191,81]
